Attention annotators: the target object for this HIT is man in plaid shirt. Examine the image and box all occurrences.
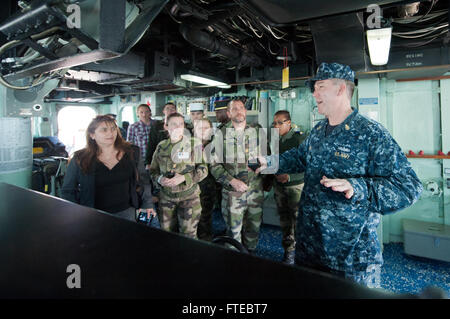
[127,104,156,215]
[127,104,155,159]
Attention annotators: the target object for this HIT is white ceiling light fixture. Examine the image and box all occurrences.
[366,27,392,66]
[180,72,231,89]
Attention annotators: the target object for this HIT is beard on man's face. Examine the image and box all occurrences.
[231,113,245,123]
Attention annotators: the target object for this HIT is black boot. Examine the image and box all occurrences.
[282,250,295,265]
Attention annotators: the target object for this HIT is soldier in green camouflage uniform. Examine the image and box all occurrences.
[272,110,307,264]
[149,113,207,239]
[194,118,216,241]
[211,99,267,252]
[145,103,176,168]
[186,102,205,136]
[213,100,230,214]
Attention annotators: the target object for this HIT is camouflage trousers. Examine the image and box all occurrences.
[273,183,303,252]
[158,189,202,239]
[197,184,217,241]
[344,264,382,288]
[325,264,382,288]
[221,185,264,251]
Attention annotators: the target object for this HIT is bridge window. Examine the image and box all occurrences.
[57,106,97,156]
[120,106,135,124]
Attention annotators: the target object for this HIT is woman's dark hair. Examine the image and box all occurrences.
[274,110,291,121]
[74,115,133,174]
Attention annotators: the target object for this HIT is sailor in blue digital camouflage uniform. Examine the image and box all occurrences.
[256,62,423,288]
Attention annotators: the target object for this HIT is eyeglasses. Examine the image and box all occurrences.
[271,120,289,126]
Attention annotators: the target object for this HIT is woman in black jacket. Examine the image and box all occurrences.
[62,115,155,221]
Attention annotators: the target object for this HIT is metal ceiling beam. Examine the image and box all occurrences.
[4,49,120,82]
[239,0,409,25]
[99,0,126,52]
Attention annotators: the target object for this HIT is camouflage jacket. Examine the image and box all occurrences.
[276,108,423,272]
[275,128,307,187]
[149,136,208,197]
[211,121,267,191]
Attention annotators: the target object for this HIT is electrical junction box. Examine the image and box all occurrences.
[403,219,450,262]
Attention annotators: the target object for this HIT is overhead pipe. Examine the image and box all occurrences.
[179,24,262,68]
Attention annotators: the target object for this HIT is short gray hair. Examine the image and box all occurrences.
[332,78,355,99]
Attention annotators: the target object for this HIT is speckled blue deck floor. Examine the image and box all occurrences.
[212,209,450,296]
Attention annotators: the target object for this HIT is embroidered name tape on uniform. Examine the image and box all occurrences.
[178,152,190,160]
[335,151,350,159]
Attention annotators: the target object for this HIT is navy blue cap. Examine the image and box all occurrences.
[305,62,355,91]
